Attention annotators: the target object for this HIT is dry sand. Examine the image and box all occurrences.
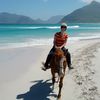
[0,39,100,100]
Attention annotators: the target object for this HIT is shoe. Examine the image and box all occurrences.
[42,62,50,71]
[41,62,47,71]
[69,67,74,70]
[41,67,47,71]
[68,64,74,70]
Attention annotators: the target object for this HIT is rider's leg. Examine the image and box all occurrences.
[62,47,73,69]
[44,54,52,69]
[66,51,73,69]
[44,46,55,69]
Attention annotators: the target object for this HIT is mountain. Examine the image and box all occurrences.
[0,12,37,24]
[35,15,64,24]
[0,12,64,24]
[45,15,64,24]
[60,1,100,23]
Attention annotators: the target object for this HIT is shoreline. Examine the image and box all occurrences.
[0,38,100,100]
[0,37,100,50]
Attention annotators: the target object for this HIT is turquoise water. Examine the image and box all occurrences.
[0,23,100,48]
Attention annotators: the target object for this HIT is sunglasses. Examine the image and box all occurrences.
[61,26,67,28]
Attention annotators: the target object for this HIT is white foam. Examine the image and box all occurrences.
[68,25,80,29]
[0,38,53,49]
[0,35,100,49]
[78,27,100,30]
[0,25,80,30]
[69,36,100,41]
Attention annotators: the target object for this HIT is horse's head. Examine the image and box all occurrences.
[54,48,64,58]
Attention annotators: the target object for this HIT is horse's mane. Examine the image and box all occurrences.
[54,48,64,57]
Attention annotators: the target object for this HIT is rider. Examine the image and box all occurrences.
[42,23,73,71]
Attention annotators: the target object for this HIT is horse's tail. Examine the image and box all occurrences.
[59,57,66,78]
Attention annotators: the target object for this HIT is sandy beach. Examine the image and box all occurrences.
[0,39,100,100]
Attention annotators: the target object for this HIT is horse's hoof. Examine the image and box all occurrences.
[57,94,61,99]
[57,98,61,100]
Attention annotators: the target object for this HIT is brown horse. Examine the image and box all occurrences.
[50,48,67,99]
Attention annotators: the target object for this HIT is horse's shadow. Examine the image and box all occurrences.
[16,79,57,100]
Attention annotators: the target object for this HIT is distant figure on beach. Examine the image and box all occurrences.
[42,23,73,71]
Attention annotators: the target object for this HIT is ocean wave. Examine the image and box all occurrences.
[0,36,100,49]
[0,38,53,49]
[68,25,80,29]
[13,26,100,30]
[69,35,100,41]
[1,25,100,30]
[0,25,80,30]
[79,27,100,30]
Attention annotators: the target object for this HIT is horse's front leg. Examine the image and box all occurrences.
[58,77,63,99]
[52,75,55,86]
[51,69,55,88]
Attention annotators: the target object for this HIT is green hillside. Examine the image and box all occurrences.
[60,1,100,23]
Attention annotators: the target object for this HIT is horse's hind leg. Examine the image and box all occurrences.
[52,76,55,85]
[51,74,55,90]
[51,69,55,84]
[58,77,63,99]
[51,69,55,90]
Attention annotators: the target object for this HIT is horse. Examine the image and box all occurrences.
[50,48,67,99]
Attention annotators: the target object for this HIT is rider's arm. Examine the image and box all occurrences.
[58,40,66,48]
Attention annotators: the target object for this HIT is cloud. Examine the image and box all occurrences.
[81,0,100,3]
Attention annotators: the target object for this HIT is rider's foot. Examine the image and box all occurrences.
[69,67,74,70]
[68,64,74,70]
[41,66,50,71]
[41,67,47,71]
[42,62,47,71]
[42,62,50,71]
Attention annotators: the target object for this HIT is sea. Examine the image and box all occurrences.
[0,23,100,49]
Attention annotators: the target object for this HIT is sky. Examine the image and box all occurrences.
[0,0,100,20]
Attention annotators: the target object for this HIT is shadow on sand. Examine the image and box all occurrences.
[16,79,57,100]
